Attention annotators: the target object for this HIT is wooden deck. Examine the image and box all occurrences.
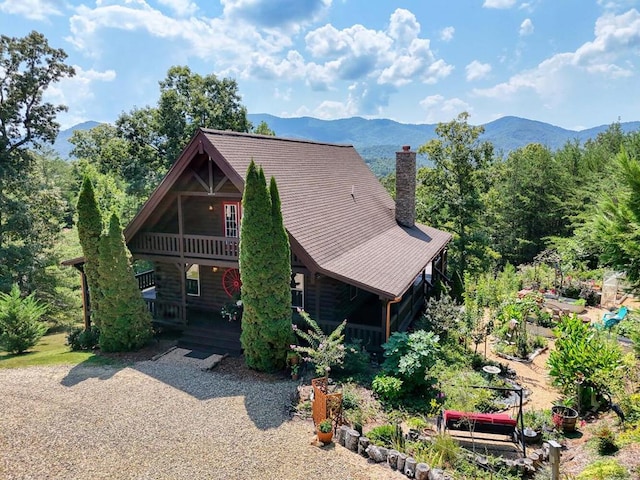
[129,232,239,261]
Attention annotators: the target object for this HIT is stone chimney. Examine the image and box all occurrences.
[395,145,416,227]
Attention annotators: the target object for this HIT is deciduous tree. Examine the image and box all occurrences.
[418,112,494,293]
[0,31,74,291]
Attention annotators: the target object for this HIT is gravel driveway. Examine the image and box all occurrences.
[0,361,405,480]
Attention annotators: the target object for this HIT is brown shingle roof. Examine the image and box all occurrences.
[126,129,451,299]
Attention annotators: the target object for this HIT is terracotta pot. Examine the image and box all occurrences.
[291,373,299,381]
[317,429,333,444]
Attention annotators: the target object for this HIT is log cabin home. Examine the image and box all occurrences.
[65,129,451,355]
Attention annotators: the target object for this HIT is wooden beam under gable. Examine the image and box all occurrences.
[189,168,210,192]
[214,176,228,193]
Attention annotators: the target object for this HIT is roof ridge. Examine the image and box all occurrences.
[200,128,354,148]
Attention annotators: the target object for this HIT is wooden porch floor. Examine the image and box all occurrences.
[177,307,242,356]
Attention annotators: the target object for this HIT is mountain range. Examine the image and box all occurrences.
[54,115,640,176]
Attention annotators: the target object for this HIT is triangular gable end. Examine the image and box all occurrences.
[124,130,245,243]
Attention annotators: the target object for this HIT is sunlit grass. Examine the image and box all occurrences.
[0,331,114,369]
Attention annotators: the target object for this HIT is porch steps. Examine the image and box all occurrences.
[177,320,242,357]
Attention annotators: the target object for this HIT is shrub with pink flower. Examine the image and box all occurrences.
[291,309,347,384]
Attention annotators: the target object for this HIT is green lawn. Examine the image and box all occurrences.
[0,331,114,369]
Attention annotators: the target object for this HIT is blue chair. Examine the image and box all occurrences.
[602,306,629,329]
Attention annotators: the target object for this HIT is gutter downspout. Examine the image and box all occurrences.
[385,296,402,341]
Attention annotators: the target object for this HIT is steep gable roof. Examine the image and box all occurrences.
[125,129,451,299]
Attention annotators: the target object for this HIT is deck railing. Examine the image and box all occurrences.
[135,270,155,290]
[319,320,385,350]
[390,275,426,333]
[129,232,239,260]
[144,299,186,326]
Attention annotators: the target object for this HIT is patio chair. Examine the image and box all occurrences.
[601,306,629,329]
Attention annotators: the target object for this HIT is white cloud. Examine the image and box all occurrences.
[388,8,420,46]
[440,26,455,42]
[474,9,640,99]
[67,1,288,64]
[378,38,453,86]
[157,0,198,16]
[0,0,61,20]
[66,3,452,118]
[519,18,534,36]
[245,50,305,80]
[44,66,117,128]
[274,87,292,101]
[483,0,517,9]
[313,99,357,119]
[419,95,472,123]
[221,0,331,32]
[465,60,492,81]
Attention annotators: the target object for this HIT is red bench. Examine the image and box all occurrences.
[440,409,518,436]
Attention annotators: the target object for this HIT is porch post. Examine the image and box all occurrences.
[77,265,91,330]
[178,262,187,325]
[177,195,187,324]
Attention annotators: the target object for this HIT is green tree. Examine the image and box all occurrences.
[253,121,275,136]
[69,66,251,204]
[76,176,103,327]
[239,161,292,371]
[0,31,74,180]
[266,176,293,352]
[487,143,570,265]
[0,31,74,291]
[593,147,640,291]
[157,66,251,161]
[0,284,48,354]
[97,213,152,352]
[418,112,494,293]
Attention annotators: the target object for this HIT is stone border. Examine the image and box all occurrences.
[332,424,554,479]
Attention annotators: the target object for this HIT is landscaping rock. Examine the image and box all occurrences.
[337,425,349,446]
[428,468,449,480]
[397,453,407,472]
[358,436,370,457]
[365,445,388,463]
[415,463,430,480]
[387,449,399,469]
[404,457,417,478]
[345,428,360,452]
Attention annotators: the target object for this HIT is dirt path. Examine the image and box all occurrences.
[485,339,560,411]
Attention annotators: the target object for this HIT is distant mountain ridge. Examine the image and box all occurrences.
[248,113,640,152]
[54,115,640,176]
[53,120,101,159]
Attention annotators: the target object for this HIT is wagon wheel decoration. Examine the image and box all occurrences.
[222,268,242,298]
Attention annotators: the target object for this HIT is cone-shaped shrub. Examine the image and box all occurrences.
[239,160,292,371]
[76,176,103,327]
[97,213,152,352]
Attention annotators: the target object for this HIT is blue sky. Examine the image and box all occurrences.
[2,0,639,130]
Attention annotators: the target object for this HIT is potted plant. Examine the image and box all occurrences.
[317,418,333,443]
[286,350,300,366]
[551,405,579,432]
[290,363,300,380]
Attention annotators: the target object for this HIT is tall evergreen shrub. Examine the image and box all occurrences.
[76,176,103,327]
[239,161,292,371]
[97,213,152,352]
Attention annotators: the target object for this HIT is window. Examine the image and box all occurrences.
[186,264,200,296]
[291,273,304,309]
[224,202,241,238]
